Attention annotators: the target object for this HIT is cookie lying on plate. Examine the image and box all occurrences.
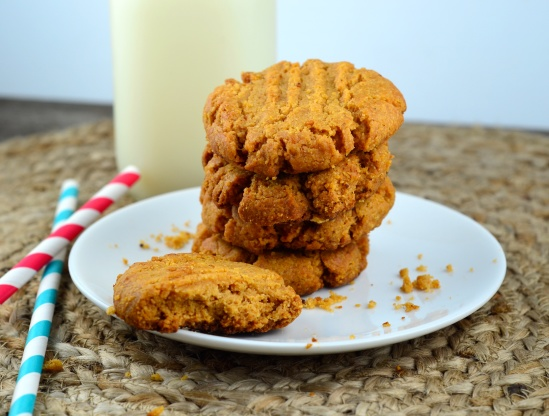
[113,253,302,334]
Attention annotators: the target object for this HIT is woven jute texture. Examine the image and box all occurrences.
[0,121,548,415]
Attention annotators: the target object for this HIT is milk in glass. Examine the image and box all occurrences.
[110,0,276,199]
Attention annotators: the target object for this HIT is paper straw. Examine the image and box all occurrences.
[9,179,79,416]
[0,166,140,304]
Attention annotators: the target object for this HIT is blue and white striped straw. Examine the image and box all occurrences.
[9,179,79,416]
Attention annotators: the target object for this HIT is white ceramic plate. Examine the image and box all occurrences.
[68,187,506,355]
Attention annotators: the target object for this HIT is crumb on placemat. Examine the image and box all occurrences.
[150,373,164,382]
[147,406,165,416]
[43,359,63,373]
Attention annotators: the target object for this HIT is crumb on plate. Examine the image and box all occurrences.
[304,290,347,312]
[414,274,440,291]
[164,230,194,250]
[394,301,420,312]
[400,268,440,293]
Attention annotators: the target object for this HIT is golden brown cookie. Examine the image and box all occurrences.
[201,141,392,225]
[193,225,370,296]
[113,253,302,334]
[201,177,395,254]
[203,59,406,177]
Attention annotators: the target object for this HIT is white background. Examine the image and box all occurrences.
[0,0,548,130]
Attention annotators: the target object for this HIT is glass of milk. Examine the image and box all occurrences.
[110,0,276,199]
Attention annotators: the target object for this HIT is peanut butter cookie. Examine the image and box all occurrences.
[193,225,370,296]
[203,59,406,177]
[201,141,392,225]
[113,253,302,334]
[201,177,395,254]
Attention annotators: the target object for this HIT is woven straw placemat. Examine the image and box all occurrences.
[0,121,548,415]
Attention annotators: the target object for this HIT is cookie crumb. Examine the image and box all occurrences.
[305,343,313,349]
[417,253,423,260]
[446,264,454,273]
[43,359,63,373]
[414,274,440,291]
[394,301,419,312]
[122,258,129,266]
[304,290,347,312]
[139,240,150,249]
[400,268,414,293]
[367,300,377,309]
[125,371,131,378]
[106,306,116,315]
[416,265,427,272]
[349,334,356,340]
[181,374,189,380]
[400,268,440,293]
[164,230,194,250]
[382,322,391,328]
[147,406,165,416]
[150,373,163,382]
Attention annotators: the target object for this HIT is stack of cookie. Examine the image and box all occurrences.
[193,59,406,295]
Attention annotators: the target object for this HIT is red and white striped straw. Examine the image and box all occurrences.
[0,166,140,304]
